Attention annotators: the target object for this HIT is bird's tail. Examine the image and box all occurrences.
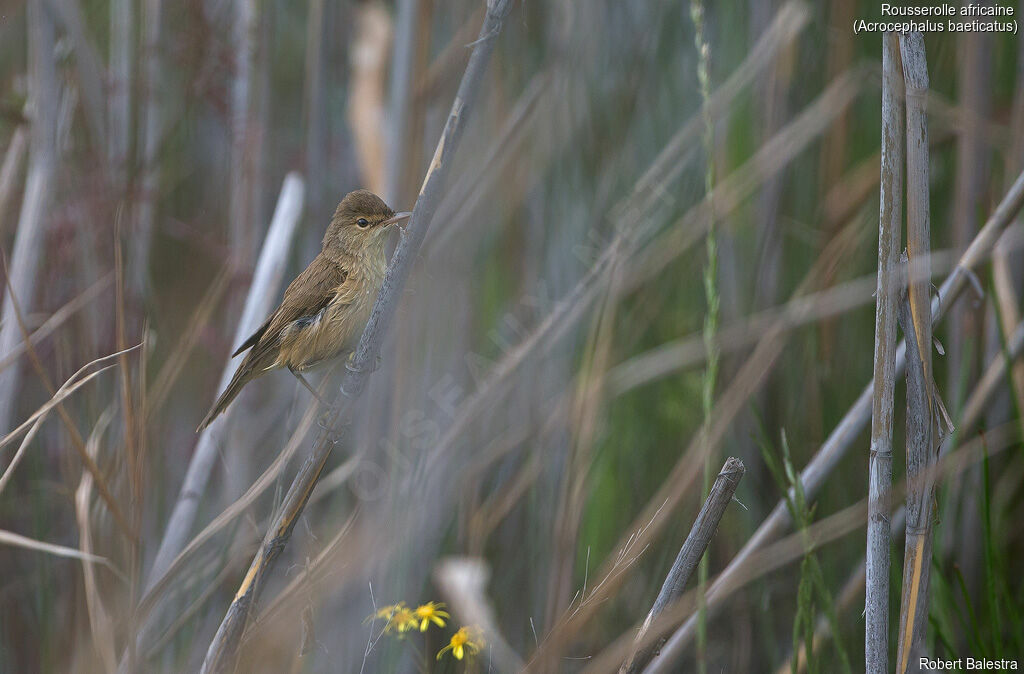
[196,364,255,432]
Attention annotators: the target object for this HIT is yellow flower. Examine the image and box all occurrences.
[413,601,450,631]
[436,626,484,661]
[365,602,405,624]
[387,605,418,633]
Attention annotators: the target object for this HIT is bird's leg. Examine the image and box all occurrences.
[289,366,330,408]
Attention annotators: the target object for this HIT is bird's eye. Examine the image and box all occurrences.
[357,218,369,228]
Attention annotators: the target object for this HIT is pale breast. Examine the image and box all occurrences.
[277,258,386,371]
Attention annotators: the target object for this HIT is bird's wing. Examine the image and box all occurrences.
[232,317,271,357]
[243,256,350,364]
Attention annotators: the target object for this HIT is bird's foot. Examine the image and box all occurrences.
[289,367,330,408]
[344,353,382,375]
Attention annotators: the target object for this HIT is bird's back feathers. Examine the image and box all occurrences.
[197,256,358,431]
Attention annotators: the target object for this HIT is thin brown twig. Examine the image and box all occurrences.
[75,406,118,672]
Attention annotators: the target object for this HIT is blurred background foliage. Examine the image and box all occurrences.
[0,0,1021,671]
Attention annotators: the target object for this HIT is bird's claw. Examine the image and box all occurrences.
[344,354,382,375]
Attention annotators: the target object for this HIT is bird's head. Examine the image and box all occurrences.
[323,189,410,254]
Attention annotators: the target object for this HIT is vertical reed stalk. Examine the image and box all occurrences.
[0,0,59,436]
[896,31,935,674]
[108,0,133,188]
[991,20,1024,437]
[0,127,28,240]
[865,31,902,674]
[133,0,164,297]
[48,0,107,153]
[385,0,420,204]
[228,0,261,267]
[946,21,993,596]
[303,0,328,225]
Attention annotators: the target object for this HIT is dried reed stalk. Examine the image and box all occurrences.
[303,0,327,224]
[896,31,936,674]
[385,0,420,204]
[45,0,106,152]
[132,0,164,296]
[108,0,132,187]
[0,0,58,436]
[0,126,28,238]
[348,3,391,195]
[228,0,261,267]
[865,31,902,674]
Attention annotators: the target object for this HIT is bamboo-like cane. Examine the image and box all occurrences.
[865,31,902,674]
[385,0,420,204]
[0,0,59,437]
[0,127,28,239]
[645,164,1024,672]
[896,31,935,674]
[132,0,164,297]
[199,2,514,672]
[108,0,132,187]
[302,0,328,226]
[228,0,261,267]
[620,458,744,674]
[44,0,107,152]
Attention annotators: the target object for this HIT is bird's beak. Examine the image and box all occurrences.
[382,211,412,228]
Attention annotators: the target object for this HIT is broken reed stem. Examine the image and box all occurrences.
[896,31,935,674]
[865,31,902,674]
[620,458,744,674]
[199,2,514,672]
[648,164,1024,671]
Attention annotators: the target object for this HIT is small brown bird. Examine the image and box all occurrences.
[197,190,410,431]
